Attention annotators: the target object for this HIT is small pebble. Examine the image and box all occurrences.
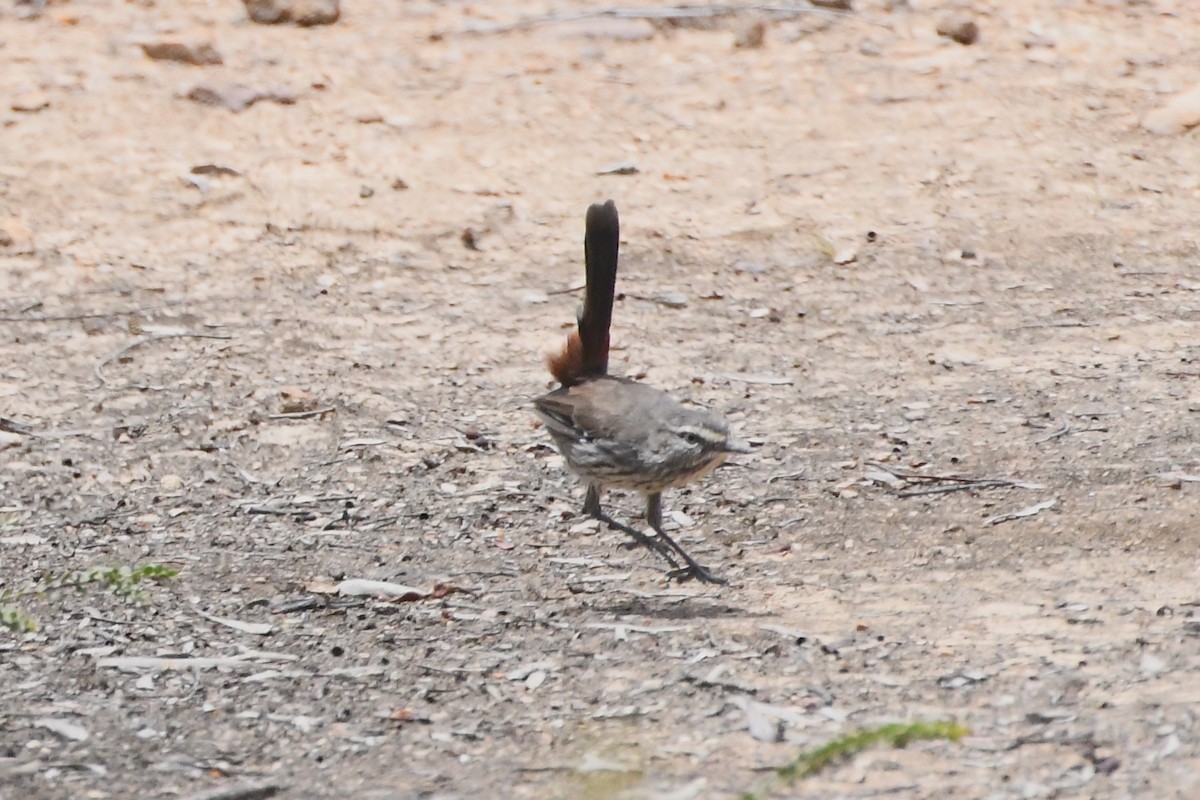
[11,90,50,112]
[733,20,766,50]
[140,41,222,66]
[1142,82,1200,135]
[655,292,687,309]
[243,0,339,26]
[936,14,979,46]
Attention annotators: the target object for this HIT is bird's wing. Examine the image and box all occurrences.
[531,392,584,439]
[534,378,669,443]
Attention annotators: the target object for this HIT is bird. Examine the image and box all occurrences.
[533,200,750,583]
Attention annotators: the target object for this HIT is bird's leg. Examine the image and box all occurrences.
[582,484,602,516]
[583,485,680,569]
[646,493,726,585]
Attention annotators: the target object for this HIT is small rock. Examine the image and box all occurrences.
[35,718,89,743]
[936,14,979,46]
[733,20,766,49]
[576,752,634,773]
[11,90,50,113]
[670,510,695,528]
[15,0,47,20]
[191,163,242,177]
[833,244,858,264]
[732,260,768,275]
[291,715,320,733]
[277,386,318,414]
[0,216,33,253]
[655,292,688,309]
[186,84,296,112]
[243,0,339,26]
[352,108,384,124]
[1140,652,1167,676]
[1142,82,1200,135]
[728,696,790,743]
[559,19,654,43]
[140,41,223,66]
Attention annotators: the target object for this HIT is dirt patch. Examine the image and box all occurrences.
[3,1,1200,798]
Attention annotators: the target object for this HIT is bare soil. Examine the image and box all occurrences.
[3,1,1200,798]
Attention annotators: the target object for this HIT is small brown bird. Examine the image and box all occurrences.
[534,201,750,583]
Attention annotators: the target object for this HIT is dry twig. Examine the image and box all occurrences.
[864,462,1045,498]
[984,499,1057,526]
[94,332,232,386]
[182,783,285,800]
[0,300,188,323]
[457,3,853,35]
[268,406,336,420]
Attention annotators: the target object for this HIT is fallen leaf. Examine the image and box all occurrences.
[336,579,426,600]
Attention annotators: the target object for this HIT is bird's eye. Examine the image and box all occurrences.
[681,431,704,446]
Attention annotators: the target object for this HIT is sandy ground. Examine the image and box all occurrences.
[3,0,1200,798]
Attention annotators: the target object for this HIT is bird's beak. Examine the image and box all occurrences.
[724,436,753,454]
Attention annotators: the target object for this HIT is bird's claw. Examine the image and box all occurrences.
[666,563,727,585]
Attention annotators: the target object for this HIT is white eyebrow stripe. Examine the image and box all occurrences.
[675,425,728,444]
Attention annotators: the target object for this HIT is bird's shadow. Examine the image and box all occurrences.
[591,597,772,620]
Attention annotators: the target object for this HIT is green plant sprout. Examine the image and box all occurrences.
[1,563,178,632]
[740,720,969,800]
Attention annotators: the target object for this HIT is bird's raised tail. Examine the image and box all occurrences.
[547,200,620,386]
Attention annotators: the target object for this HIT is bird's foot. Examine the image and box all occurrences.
[666,562,727,585]
[594,511,681,569]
